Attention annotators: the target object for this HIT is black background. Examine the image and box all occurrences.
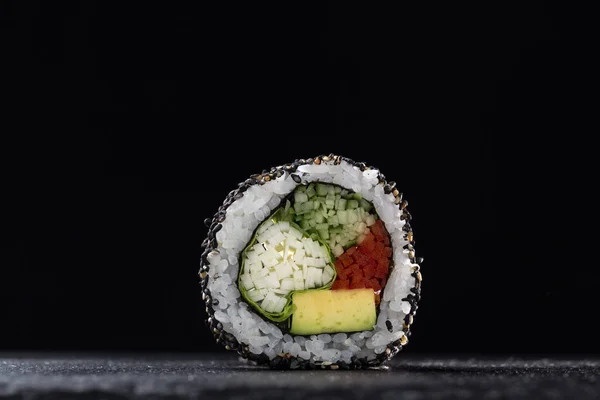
[1,2,595,355]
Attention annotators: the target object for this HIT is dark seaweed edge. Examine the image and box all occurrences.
[199,154,422,370]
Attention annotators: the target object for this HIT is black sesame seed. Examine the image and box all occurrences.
[403,294,416,304]
[291,174,301,183]
[201,247,210,259]
[385,320,393,332]
[367,358,379,366]
[212,298,219,306]
[223,332,236,342]
[269,356,283,369]
[254,353,268,365]
[383,185,392,194]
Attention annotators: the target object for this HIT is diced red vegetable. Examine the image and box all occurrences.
[334,260,348,280]
[370,278,382,292]
[363,264,375,279]
[384,246,393,258]
[375,263,388,279]
[382,234,390,246]
[330,218,393,302]
[339,253,353,267]
[332,279,349,290]
[370,220,386,242]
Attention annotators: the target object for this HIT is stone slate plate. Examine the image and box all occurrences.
[1,353,599,399]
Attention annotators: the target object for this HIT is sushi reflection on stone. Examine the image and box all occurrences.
[200,154,422,369]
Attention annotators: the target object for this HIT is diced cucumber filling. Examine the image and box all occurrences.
[316,183,328,196]
[360,198,372,212]
[347,199,359,209]
[282,183,381,252]
[295,192,308,203]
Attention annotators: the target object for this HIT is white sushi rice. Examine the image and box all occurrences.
[206,159,418,363]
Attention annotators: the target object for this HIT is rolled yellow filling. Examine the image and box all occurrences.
[290,289,376,335]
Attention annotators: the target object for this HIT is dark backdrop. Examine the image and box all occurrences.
[1,2,595,354]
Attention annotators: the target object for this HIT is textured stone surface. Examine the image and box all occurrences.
[1,353,600,399]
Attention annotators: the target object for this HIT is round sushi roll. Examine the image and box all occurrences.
[199,154,422,369]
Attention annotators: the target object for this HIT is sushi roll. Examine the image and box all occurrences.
[199,155,422,369]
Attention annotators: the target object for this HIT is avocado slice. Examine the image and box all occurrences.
[289,289,376,335]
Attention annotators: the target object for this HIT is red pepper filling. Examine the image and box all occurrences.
[331,219,392,304]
